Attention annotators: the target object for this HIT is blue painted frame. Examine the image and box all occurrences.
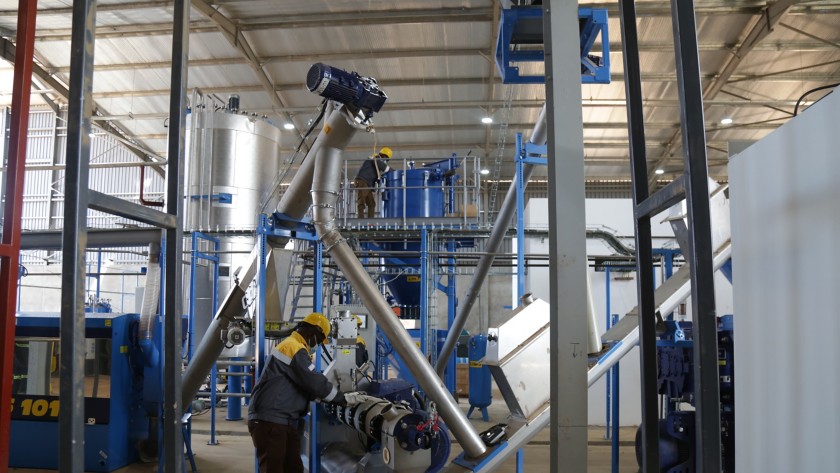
[254,213,323,473]
[495,6,610,84]
[187,232,220,445]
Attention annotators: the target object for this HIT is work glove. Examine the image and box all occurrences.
[343,391,366,407]
[331,391,347,407]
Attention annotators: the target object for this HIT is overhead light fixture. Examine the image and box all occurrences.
[283,122,295,130]
[655,169,665,175]
[720,117,733,125]
[480,169,490,175]
[481,117,493,124]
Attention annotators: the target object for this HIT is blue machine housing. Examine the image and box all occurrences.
[11,313,146,471]
[379,157,460,310]
[495,6,610,84]
[635,315,735,473]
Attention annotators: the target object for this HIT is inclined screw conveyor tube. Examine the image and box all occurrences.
[309,104,487,459]
[435,105,547,377]
[181,85,350,407]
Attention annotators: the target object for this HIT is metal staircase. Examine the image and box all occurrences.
[486,85,515,215]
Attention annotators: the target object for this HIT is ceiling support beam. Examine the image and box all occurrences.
[189,0,303,139]
[9,1,839,21]
[0,37,165,175]
[648,0,804,185]
[53,47,488,73]
[6,98,803,114]
[29,7,493,41]
[80,71,840,101]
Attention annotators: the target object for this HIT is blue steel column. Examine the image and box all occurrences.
[544,1,590,470]
[309,242,324,473]
[514,141,526,472]
[208,234,221,444]
[59,0,97,470]
[445,239,457,393]
[515,133,526,300]
[254,218,268,473]
[163,0,189,469]
[0,0,37,466]
[188,234,198,362]
[420,229,428,355]
[227,359,243,420]
[605,266,612,439]
[611,313,620,473]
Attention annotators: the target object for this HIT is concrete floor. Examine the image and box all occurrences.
[11,396,640,473]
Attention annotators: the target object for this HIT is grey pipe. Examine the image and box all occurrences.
[435,104,547,376]
[139,242,161,342]
[310,107,487,459]
[182,106,344,406]
[275,102,345,225]
[138,242,162,366]
[181,285,248,408]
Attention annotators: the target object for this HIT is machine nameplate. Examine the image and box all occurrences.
[10,394,110,424]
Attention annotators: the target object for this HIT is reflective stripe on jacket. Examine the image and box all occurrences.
[248,331,338,424]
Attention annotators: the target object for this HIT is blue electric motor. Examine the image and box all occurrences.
[467,334,492,421]
[306,62,387,119]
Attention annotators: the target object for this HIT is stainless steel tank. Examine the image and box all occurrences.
[184,108,284,345]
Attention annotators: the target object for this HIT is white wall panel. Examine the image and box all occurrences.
[730,88,840,472]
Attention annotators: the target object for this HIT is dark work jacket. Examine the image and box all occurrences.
[354,158,390,186]
[248,332,338,424]
[356,336,369,367]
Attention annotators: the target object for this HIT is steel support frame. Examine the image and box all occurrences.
[617,1,660,470]
[58,0,97,470]
[543,1,590,471]
[162,1,189,470]
[621,0,723,471]
[0,0,37,468]
[56,0,189,471]
[188,232,220,444]
[669,0,722,470]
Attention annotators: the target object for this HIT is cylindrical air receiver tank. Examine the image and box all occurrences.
[468,334,492,410]
[184,107,283,342]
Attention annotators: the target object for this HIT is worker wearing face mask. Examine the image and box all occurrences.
[248,312,346,473]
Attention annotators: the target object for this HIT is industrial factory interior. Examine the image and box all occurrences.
[1,0,839,472]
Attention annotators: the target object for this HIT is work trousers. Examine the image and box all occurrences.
[354,178,376,218]
[248,419,303,473]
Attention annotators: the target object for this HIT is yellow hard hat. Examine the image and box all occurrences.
[302,312,331,339]
[379,147,393,159]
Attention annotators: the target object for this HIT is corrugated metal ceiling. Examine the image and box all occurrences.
[1,0,839,182]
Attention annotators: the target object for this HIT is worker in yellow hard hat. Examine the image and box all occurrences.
[353,147,392,219]
[248,312,345,473]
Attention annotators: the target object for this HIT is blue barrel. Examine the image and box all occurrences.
[382,167,446,218]
[468,334,492,409]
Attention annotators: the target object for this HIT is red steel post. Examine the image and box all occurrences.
[0,0,38,469]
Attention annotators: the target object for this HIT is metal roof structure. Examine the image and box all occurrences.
[2,0,839,183]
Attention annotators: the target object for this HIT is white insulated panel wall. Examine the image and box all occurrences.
[729,89,840,472]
